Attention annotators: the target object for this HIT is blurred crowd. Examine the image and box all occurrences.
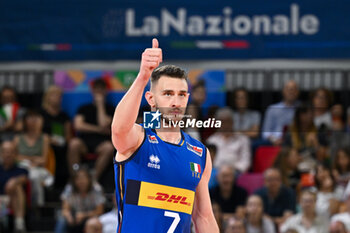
[0,78,350,233]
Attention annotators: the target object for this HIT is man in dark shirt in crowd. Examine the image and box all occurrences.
[210,165,247,214]
[255,168,296,226]
[0,141,28,232]
[67,78,114,180]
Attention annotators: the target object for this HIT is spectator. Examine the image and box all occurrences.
[314,164,342,217]
[0,86,25,142]
[85,217,103,233]
[189,80,206,120]
[232,88,261,139]
[283,104,320,153]
[41,85,72,188]
[245,195,276,233]
[310,87,333,130]
[207,107,251,173]
[329,221,347,233]
[0,141,28,232]
[55,173,105,233]
[99,194,118,233]
[13,109,52,206]
[212,202,223,233]
[67,78,114,180]
[280,190,329,233]
[207,144,218,189]
[273,147,302,191]
[62,167,105,233]
[333,147,350,190]
[210,165,247,214]
[255,168,296,226]
[331,190,350,231]
[262,80,300,145]
[224,217,246,233]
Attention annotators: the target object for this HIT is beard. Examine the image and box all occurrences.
[154,103,187,125]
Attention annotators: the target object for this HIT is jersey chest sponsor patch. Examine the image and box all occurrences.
[186,142,203,157]
[125,180,195,215]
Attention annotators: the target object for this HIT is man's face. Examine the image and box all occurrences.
[264,169,282,195]
[151,76,189,122]
[1,141,16,167]
[1,89,16,105]
[192,86,206,105]
[283,81,299,103]
[235,90,248,109]
[300,192,316,213]
[218,166,234,190]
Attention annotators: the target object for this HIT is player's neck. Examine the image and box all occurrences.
[155,128,182,144]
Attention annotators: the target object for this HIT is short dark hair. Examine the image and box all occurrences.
[92,78,107,89]
[151,65,187,86]
[23,109,42,132]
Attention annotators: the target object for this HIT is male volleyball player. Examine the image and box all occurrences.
[111,38,219,233]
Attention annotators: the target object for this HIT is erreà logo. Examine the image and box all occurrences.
[187,142,203,157]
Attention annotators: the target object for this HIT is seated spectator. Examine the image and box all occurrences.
[331,191,350,231]
[245,195,276,233]
[280,190,329,233]
[255,168,296,226]
[232,88,261,139]
[262,80,300,145]
[210,165,247,214]
[333,147,350,190]
[224,217,246,233]
[207,107,251,173]
[212,202,223,233]
[99,194,118,233]
[0,86,25,142]
[329,221,347,233]
[85,217,103,233]
[189,80,206,121]
[13,109,52,206]
[41,85,72,189]
[310,87,333,130]
[207,144,218,189]
[62,167,105,233]
[67,78,114,180]
[332,104,345,131]
[314,164,342,217]
[283,104,320,153]
[273,147,302,191]
[0,141,28,232]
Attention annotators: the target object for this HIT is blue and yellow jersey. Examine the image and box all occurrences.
[114,126,207,233]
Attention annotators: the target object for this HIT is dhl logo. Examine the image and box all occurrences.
[138,181,195,215]
[147,192,191,206]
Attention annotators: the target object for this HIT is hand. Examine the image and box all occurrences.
[75,212,86,224]
[139,38,162,81]
[66,214,74,225]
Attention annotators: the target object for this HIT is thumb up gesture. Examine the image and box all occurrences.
[139,38,163,81]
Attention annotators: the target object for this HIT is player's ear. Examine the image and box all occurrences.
[145,91,155,108]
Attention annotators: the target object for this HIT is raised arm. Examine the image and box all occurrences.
[192,149,220,233]
[112,39,162,158]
